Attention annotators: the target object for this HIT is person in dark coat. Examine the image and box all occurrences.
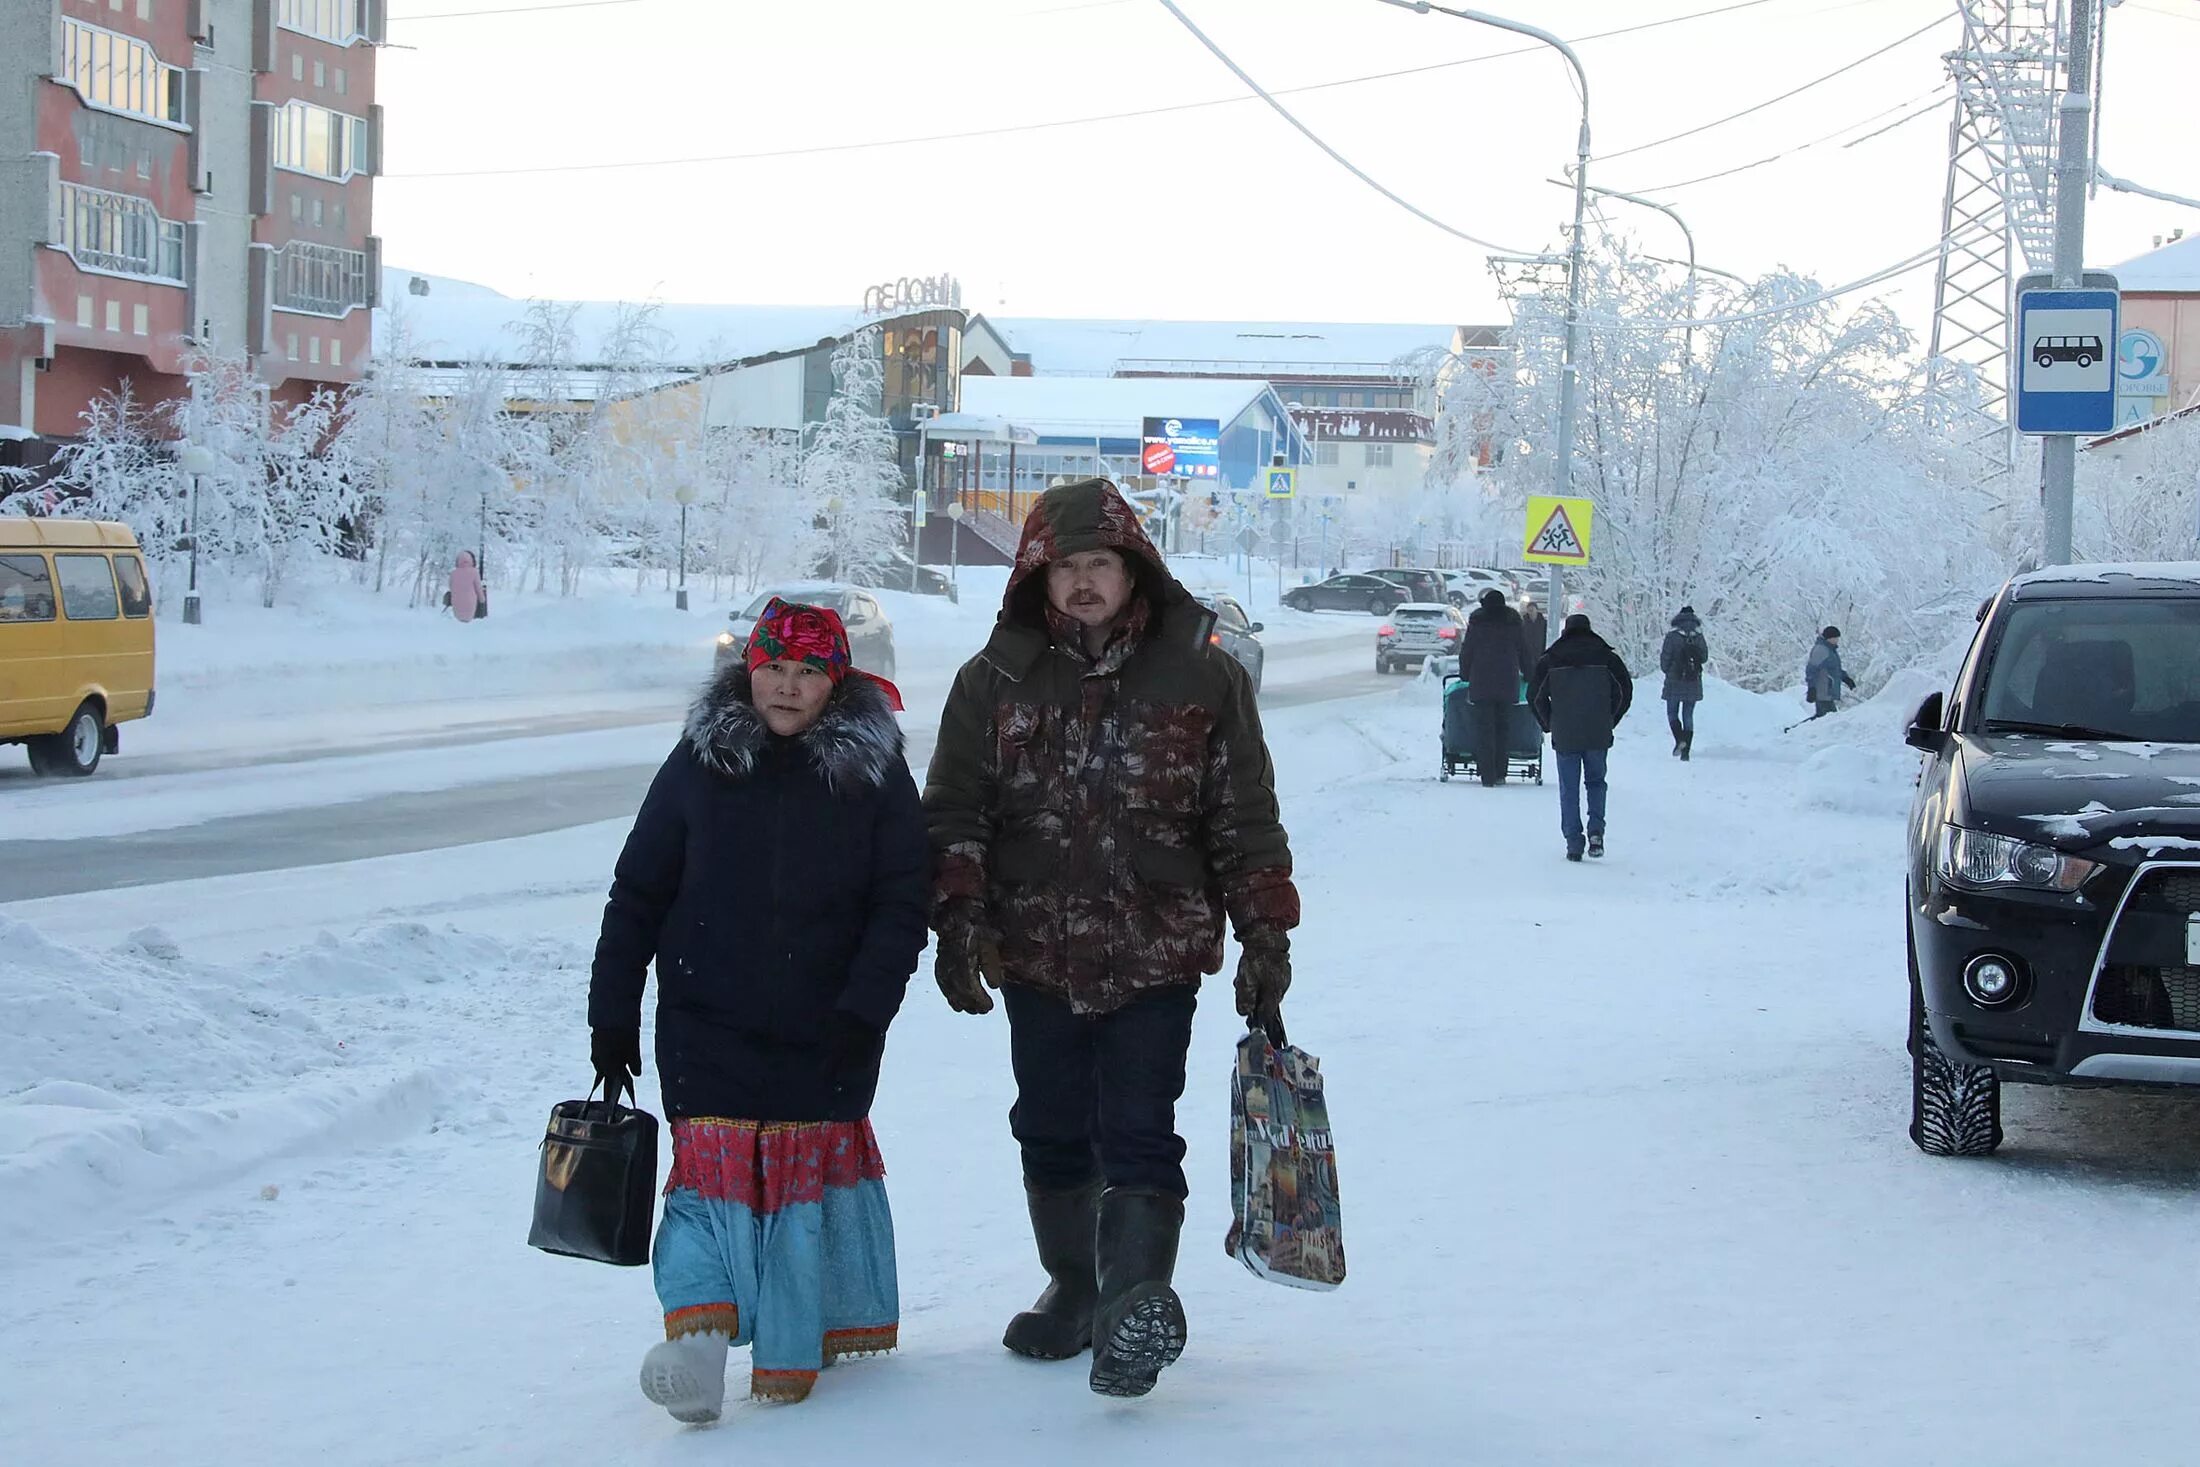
[590,598,929,1423]
[1457,588,1527,787]
[1519,596,1550,667]
[925,477,1297,1401]
[1805,625,1857,719]
[1530,612,1635,861]
[1659,606,1709,761]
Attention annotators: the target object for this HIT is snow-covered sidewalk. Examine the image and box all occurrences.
[11,683,2200,1464]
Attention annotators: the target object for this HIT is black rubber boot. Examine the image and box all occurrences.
[1669,718,1684,756]
[1087,1188,1187,1398]
[1680,729,1694,762]
[1003,1180,1101,1360]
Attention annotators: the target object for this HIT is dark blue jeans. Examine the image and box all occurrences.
[1556,747,1608,851]
[1004,983,1198,1199]
[1666,696,1696,733]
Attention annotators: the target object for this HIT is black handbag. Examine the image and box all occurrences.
[528,1085,660,1267]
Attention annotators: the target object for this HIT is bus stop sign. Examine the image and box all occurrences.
[2016,286,2119,436]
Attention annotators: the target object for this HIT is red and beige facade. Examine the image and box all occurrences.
[0,0,383,469]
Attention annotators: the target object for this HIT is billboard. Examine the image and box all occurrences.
[1140,417,1222,479]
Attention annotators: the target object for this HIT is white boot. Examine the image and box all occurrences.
[640,1333,729,1424]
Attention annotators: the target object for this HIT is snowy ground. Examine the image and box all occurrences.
[11,596,2200,1464]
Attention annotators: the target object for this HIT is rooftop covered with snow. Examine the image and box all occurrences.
[2112,233,2200,294]
[983,316,1464,377]
[957,375,1278,436]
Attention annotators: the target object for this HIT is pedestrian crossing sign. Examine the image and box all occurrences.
[1523,495,1593,564]
[1263,466,1296,499]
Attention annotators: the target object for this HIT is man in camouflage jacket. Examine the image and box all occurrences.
[924,477,1297,1399]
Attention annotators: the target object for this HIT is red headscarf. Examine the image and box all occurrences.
[744,597,903,711]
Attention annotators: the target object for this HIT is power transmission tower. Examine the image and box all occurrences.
[1927,0,2103,477]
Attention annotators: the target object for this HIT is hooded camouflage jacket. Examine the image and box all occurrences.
[923,478,1299,1015]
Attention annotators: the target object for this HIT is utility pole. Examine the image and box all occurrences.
[1550,88,1592,623]
[2041,0,2097,568]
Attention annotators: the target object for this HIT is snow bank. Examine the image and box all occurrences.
[1793,667,1944,816]
[0,918,581,1243]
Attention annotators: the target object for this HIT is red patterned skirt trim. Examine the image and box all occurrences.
[665,1118,887,1212]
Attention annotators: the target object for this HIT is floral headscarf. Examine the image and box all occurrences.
[744,597,903,711]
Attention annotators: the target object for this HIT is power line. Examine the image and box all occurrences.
[1157,0,1535,253]
[1584,222,1993,331]
[1595,9,1955,163]
[385,0,1796,179]
[390,0,643,20]
[1617,84,1949,193]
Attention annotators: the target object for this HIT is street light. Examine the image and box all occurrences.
[1378,0,1590,625]
[945,500,966,596]
[674,481,697,611]
[1560,180,1699,355]
[176,443,215,626]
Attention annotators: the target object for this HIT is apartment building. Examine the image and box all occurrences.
[0,0,384,471]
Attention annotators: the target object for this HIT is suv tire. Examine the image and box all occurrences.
[1909,964,2002,1156]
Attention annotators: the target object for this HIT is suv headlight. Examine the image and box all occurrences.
[1936,825,2101,894]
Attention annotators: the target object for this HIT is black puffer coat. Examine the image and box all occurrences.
[589,665,930,1122]
[1458,594,1527,703]
[1530,623,1635,754]
[1660,610,1709,703]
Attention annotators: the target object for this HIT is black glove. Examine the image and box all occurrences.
[1233,928,1292,1032]
[591,1025,641,1105]
[1842,673,1858,690]
[825,1011,882,1091]
[934,900,1002,1016]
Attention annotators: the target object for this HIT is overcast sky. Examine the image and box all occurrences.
[375,0,2199,337]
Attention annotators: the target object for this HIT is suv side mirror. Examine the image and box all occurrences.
[1249,622,1264,634]
[1905,691,1950,753]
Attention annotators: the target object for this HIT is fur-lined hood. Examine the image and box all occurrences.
[684,662,903,792]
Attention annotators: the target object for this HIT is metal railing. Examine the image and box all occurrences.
[57,183,184,282]
[272,241,371,317]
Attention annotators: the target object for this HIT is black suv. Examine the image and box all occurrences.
[1905,566,2200,1155]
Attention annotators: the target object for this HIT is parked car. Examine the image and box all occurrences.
[717,582,896,679]
[1282,573,1406,616]
[1167,554,1240,599]
[1196,592,1265,692]
[1904,564,2200,1157]
[0,517,155,777]
[1361,568,1448,606]
[1375,602,1466,674]
[1441,567,1520,609]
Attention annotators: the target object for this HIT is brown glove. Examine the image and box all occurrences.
[934,900,1002,1016]
[1233,927,1292,1030]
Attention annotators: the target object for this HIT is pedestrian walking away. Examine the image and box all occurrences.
[589,597,929,1423]
[1530,612,1634,862]
[1660,605,1709,761]
[447,550,484,624]
[923,477,1299,1400]
[1458,588,1527,787]
[1519,596,1550,667]
[1805,625,1857,720]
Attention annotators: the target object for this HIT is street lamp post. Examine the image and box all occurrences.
[1566,180,1698,356]
[1380,0,1590,623]
[176,443,215,626]
[946,500,966,597]
[674,482,696,611]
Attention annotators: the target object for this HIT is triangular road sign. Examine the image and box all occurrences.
[1527,502,1588,562]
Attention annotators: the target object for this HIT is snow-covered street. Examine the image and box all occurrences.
[13,643,2200,1465]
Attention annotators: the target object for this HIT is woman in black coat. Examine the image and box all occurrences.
[588,598,929,1423]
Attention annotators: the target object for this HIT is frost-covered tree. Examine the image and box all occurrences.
[14,384,180,564]
[799,327,907,584]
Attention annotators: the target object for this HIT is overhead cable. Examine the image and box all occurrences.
[1155,0,1537,254]
[1595,9,1956,163]
[2096,168,2200,212]
[1619,84,1950,193]
[390,0,643,20]
[386,0,1793,178]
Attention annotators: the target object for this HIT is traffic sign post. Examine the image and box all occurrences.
[1262,466,1296,500]
[2015,287,2119,436]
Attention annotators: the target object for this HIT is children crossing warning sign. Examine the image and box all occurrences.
[1522,495,1594,565]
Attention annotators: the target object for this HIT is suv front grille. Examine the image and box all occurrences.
[2091,868,2200,1031]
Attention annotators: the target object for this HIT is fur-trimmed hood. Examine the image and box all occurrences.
[684,662,904,792]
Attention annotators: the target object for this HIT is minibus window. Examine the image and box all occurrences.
[114,554,153,618]
[54,554,121,621]
[0,554,55,623]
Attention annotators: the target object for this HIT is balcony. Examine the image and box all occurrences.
[56,183,186,284]
[271,240,370,317]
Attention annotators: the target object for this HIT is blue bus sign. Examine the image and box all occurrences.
[2016,286,2119,435]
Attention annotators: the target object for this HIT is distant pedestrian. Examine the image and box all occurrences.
[1519,596,1550,667]
[1659,606,1709,761]
[1458,588,1527,787]
[1805,625,1857,719]
[1530,612,1634,862]
[447,550,484,624]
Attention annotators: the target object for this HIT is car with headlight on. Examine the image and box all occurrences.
[1374,601,1464,675]
[716,583,896,679]
[1904,564,2200,1156]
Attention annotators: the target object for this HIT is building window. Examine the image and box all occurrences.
[286,333,299,361]
[330,338,342,367]
[138,0,152,18]
[308,336,320,364]
[132,303,148,335]
[271,241,371,316]
[270,99,370,180]
[276,0,366,44]
[58,19,186,126]
[76,295,94,327]
[314,60,326,88]
[311,197,323,225]
[58,183,186,282]
[333,67,346,95]
[291,54,304,81]
[289,193,302,220]
[1313,441,1339,467]
[136,148,151,179]
[1364,443,1394,468]
[105,301,122,331]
